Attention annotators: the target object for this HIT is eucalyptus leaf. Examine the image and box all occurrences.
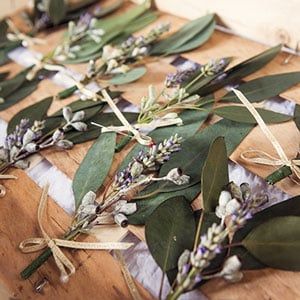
[109,67,147,85]
[221,72,300,103]
[47,0,67,24]
[73,132,116,208]
[201,137,228,212]
[119,105,212,170]
[156,119,254,193]
[243,216,300,270]
[150,14,214,55]
[196,45,282,96]
[166,19,215,55]
[294,104,300,131]
[213,106,292,124]
[7,96,53,134]
[0,79,40,111]
[231,195,300,270]
[145,196,196,271]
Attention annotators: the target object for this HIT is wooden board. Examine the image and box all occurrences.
[0,1,300,299]
[0,169,153,300]
[155,0,300,50]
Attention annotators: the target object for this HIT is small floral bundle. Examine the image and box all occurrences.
[70,134,189,234]
[87,23,170,77]
[53,14,105,61]
[0,107,87,173]
[168,182,267,300]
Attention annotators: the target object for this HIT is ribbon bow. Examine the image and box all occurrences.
[232,88,300,182]
[19,184,133,282]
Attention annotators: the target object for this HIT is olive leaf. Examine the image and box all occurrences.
[73,132,116,208]
[231,195,300,270]
[0,71,9,81]
[213,106,292,124]
[294,104,300,131]
[169,19,215,54]
[0,78,40,111]
[201,137,228,212]
[196,44,282,96]
[145,196,196,271]
[47,0,67,24]
[221,72,300,103]
[109,67,147,85]
[150,14,215,55]
[242,216,300,270]
[7,96,53,134]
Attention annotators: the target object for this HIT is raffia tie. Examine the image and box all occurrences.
[73,78,152,146]
[232,88,300,182]
[0,174,17,197]
[19,184,133,282]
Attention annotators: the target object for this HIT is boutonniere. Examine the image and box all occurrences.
[143,137,300,299]
[20,133,190,281]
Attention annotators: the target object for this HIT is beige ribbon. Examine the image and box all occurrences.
[19,184,133,282]
[0,174,17,197]
[232,88,300,181]
[115,250,143,300]
[72,77,152,146]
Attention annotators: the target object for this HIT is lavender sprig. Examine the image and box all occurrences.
[167,182,268,300]
[0,107,87,173]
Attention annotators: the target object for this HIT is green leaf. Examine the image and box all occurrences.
[109,67,147,85]
[243,216,300,270]
[0,79,39,111]
[129,119,253,224]
[197,45,282,96]
[231,195,300,270]
[47,0,67,24]
[150,14,214,55]
[156,119,253,192]
[221,72,300,103]
[166,19,215,54]
[7,96,53,134]
[201,137,228,212]
[0,68,29,98]
[213,106,292,124]
[119,106,211,170]
[73,132,116,208]
[0,71,9,81]
[294,104,300,131]
[145,196,196,271]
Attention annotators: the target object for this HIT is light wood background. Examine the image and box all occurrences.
[0,1,300,300]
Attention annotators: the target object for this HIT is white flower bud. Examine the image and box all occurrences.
[60,274,69,283]
[81,191,97,206]
[0,148,8,161]
[106,59,118,72]
[71,111,85,122]
[220,255,243,283]
[22,129,35,145]
[71,122,87,131]
[218,191,232,207]
[225,199,241,216]
[114,213,128,227]
[110,64,130,74]
[130,161,144,177]
[52,129,64,142]
[24,142,38,153]
[116,203,137,215]
[56,139,74,149]
[63,107,73,122]
[166,168,190,185]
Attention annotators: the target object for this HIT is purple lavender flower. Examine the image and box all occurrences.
[165,65,200,88]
